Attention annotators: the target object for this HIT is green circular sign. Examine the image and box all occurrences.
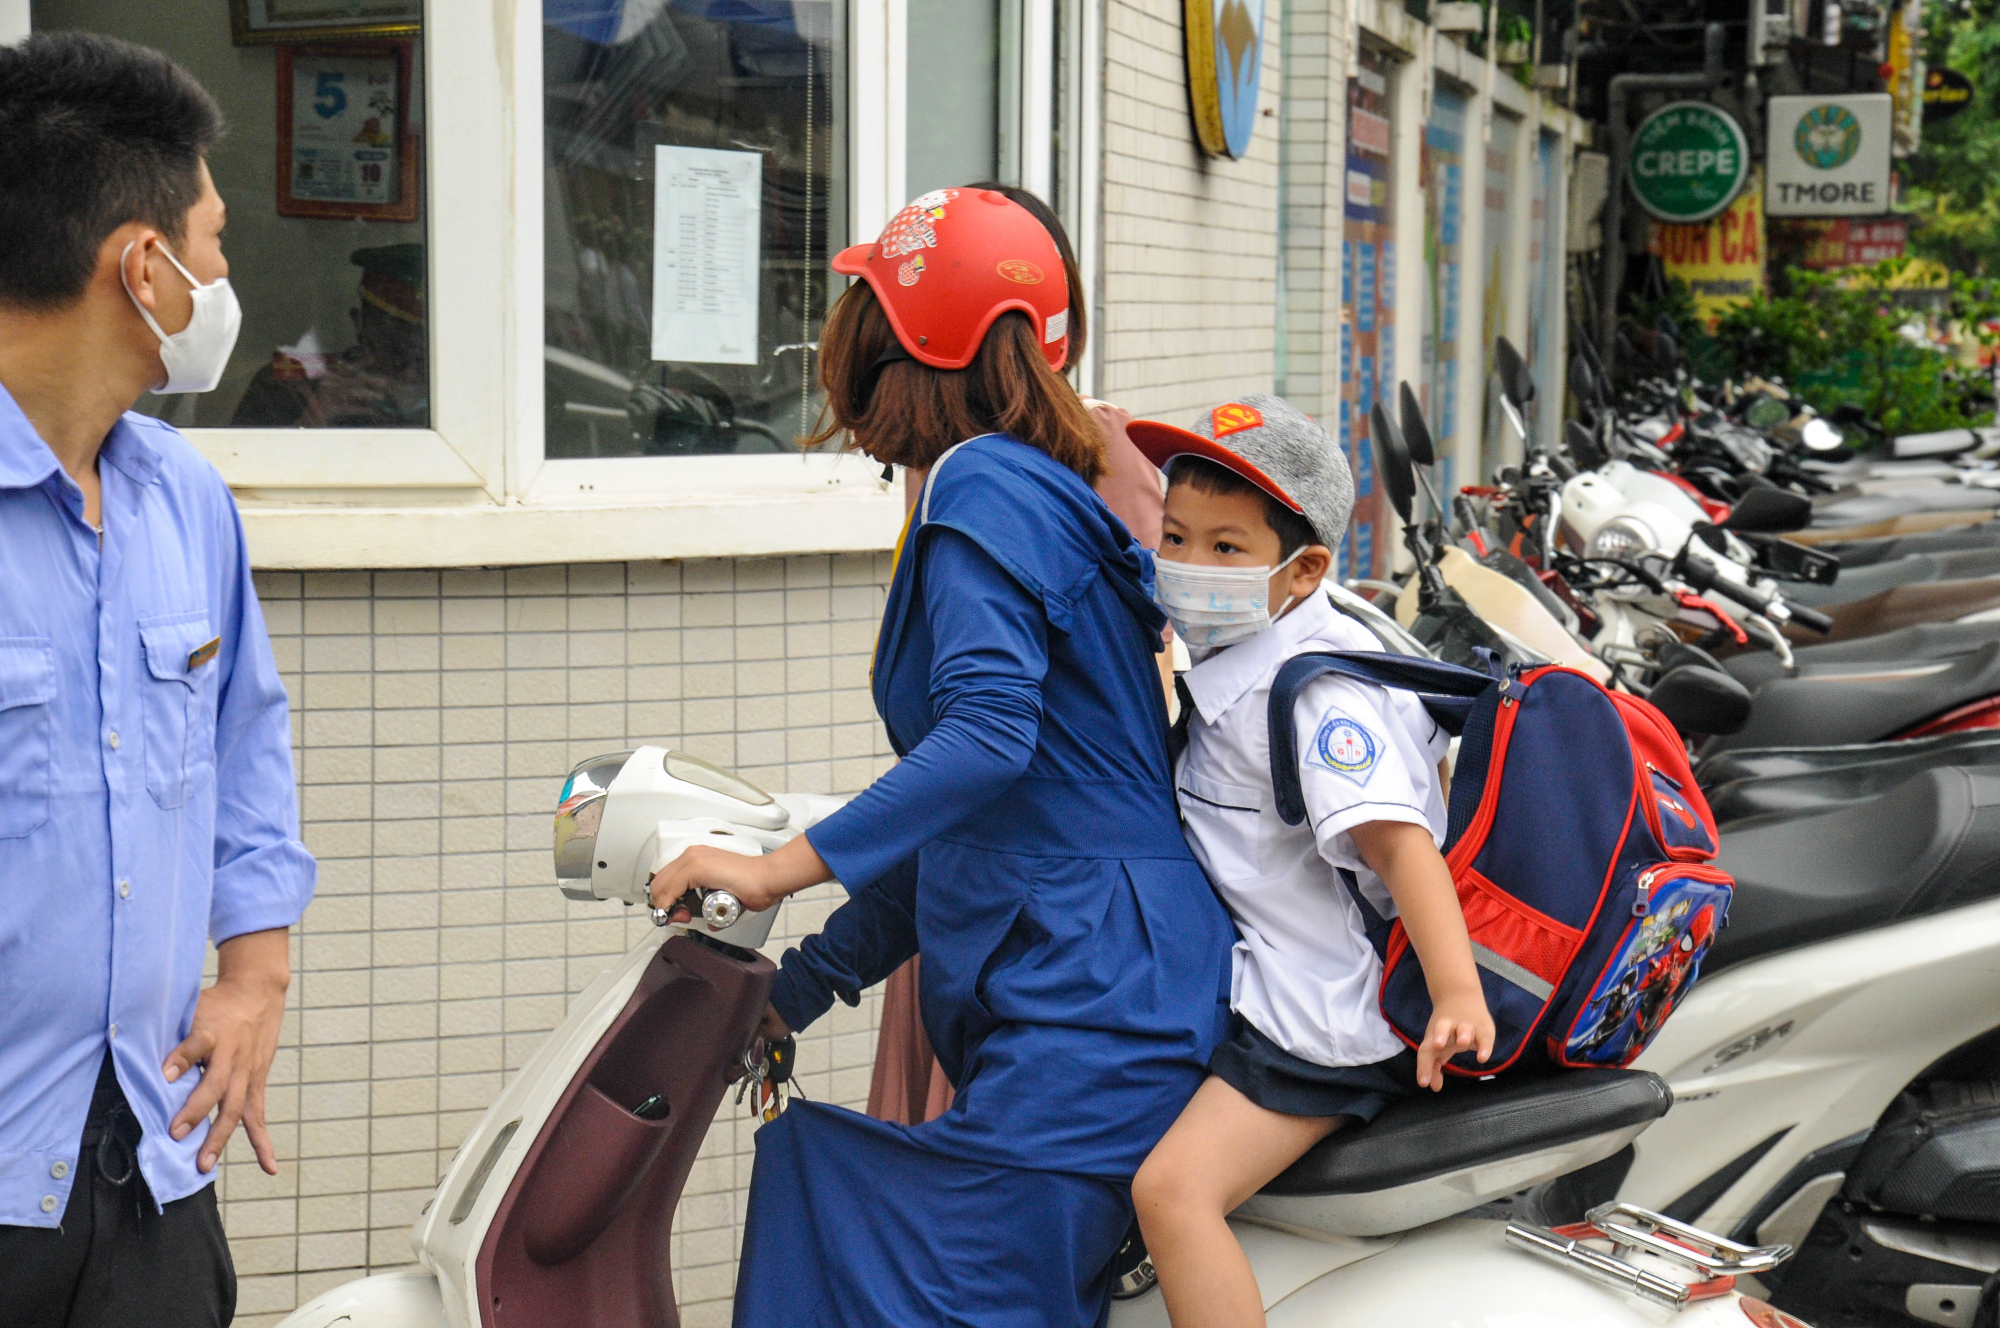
[1629,100,1750,223]
[1794,103,1862,169]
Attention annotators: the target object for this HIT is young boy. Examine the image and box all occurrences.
[1125,396,1495,1328]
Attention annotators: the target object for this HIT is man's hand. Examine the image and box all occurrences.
[757,1004,793,1044]
[164,927,290,1175]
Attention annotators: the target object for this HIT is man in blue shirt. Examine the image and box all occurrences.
[0,34,316,1328]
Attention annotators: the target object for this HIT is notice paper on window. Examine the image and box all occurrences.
[651,145,763,365]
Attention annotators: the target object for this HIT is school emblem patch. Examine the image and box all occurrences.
[1308,713,1378,783]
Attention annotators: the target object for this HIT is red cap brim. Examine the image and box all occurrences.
[830,243,871,275]
[1124,420,1306,513]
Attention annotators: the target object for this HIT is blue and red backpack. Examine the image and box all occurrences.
[1268,651,1732,1075]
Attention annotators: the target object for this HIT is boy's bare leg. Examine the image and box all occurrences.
[1133,1075,1346,1328]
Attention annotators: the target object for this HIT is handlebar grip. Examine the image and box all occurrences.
[702,891,744,928]
[1693,570,1773,616]
[1786,603,1835,634]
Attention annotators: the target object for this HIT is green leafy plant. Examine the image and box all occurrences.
[1699,259,2000,433]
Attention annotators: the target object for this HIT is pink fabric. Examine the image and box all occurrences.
[867,402,1162,1126]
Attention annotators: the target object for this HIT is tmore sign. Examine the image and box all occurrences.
[1765,94,1893,217]
[1627,101,1750,224]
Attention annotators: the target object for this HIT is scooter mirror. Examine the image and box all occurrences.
[1494,337,1535,409]
[1800,418,1846,452]
[1720,485,1813,534]
[1647,665,1752,739]
[1744,396,1791,431]
[1370,401,1417,524]
[1566,419,1607,470]
[1569,353,1600,408]
[1654,329,1681,375]
[1399,382,1437,467]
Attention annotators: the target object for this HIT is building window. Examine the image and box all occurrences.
[542,0,846,460]
[31,1,431,433]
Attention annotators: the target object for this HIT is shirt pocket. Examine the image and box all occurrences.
[1176,768,1266,881]
[0,639,55,838]
[139,613,218,811]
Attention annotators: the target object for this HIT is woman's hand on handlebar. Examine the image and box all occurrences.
[647,832,834,917]
[758,1004,793,1043]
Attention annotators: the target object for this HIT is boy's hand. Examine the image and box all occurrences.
[1415,989,1496,1090]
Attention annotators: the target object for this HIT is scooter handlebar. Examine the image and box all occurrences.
[1784,602,1835,634]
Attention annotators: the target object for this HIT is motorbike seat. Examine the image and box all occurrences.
[1705,640,2000,753]
[1700,730,2000,821]
[1722,621,2000,692]
[1237,1070,1670,1237]
[1707,765,2000,973]
[1784,549,2000,609]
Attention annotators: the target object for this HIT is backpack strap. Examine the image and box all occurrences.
[1268,650,1496,827]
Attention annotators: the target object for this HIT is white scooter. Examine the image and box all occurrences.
[276,746,1806,1328]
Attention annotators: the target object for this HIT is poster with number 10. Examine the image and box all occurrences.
[277,42,419,221]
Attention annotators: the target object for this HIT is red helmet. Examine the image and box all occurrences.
[831,188,1069,372]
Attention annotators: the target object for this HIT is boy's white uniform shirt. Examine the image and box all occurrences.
[1176,590,1451,1069]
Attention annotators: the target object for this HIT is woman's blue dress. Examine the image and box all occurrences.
[736,434,1234,1328]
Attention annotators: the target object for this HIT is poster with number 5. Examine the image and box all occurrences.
[277,42,419,221]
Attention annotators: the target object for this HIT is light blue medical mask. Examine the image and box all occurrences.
[1152,546,1307,653]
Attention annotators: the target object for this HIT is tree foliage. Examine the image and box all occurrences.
[1903,0,2000,275]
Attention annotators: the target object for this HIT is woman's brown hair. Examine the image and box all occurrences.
[804,280,1105,483]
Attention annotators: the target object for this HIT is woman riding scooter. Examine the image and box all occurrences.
[648,189,1235,1326]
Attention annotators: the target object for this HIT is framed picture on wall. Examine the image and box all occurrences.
[231,0,421,45]
[276,42,420,222]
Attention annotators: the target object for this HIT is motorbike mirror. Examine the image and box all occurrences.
[1655,640,1729,678]
[1566,419,1607,469]
[1495,336,1535,409]
[1719,485,1813,534]
[1399,382,1437,467]
[1370,401,1416,524]
[1654,329,1681,375]
[1799,417,1846,452]
[1647,665,1752,739]
[1569,353,1601,408]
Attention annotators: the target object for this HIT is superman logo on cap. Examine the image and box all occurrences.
[1212,403,1264,438]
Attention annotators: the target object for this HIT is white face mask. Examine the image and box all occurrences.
[121,240,242,394]
[1153,546,1307,652]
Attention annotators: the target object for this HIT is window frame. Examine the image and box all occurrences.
[176,0,914,566]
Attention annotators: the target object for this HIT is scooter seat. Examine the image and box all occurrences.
[1722,620,2000,692]
[1705,640,2000,753]
[1819,521,2000,567]
[1698,729,2000,802]
[1706,765,2000,973]
[1783,549,2000,608]
[1783,577,2000,645]
[1239,1070,1669,1236]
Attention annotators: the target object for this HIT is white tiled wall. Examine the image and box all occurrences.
[1099,0,1285,419]
[215,556,896,1327]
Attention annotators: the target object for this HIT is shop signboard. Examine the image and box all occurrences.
[1627,101,1749,224]
[1339,49,1397,581]
[1924,68,1973,125]
[1185,0,1266,159]
[1766,94,1894,216]
[1646,169,1764,326]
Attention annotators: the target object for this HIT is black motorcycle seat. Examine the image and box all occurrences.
[1706,641,2000,753]
[1785,549,2000,608]
[1704,732,2000,823]
[1821,523,2000,567]
[1724,621,2000,691]
[1706,765,2000,973]
[1261,1070,1670,1197]
[1812,488,2000,527]
[1697,728,2000,793]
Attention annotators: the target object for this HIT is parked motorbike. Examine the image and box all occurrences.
[1360,370,2000,1328]
[273,746,1803,1328]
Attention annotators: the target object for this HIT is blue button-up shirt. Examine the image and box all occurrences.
[0,384,314,1226]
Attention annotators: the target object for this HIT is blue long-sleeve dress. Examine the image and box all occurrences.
[733,434,1235,1328]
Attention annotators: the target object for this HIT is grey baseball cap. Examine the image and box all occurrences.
[1126,394,1355,550]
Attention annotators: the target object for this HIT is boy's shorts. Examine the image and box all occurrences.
[1209,1014,1418,1121]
